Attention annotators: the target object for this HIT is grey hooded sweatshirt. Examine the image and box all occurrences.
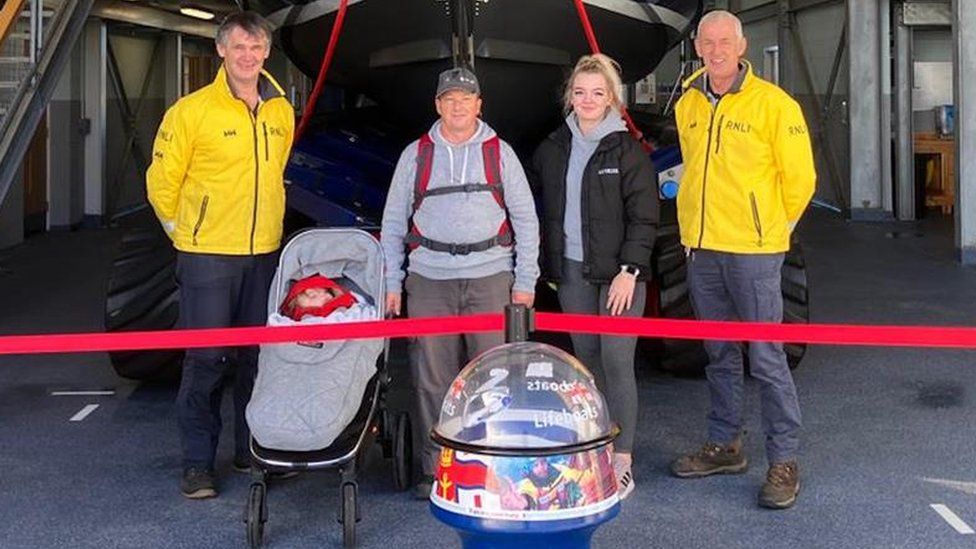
[381,120,540,294]
[563,112,628,261]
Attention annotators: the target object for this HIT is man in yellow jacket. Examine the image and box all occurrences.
[669,10,815,510]
[146,11,294,499]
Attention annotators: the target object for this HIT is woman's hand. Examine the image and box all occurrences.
[606,272,637,316]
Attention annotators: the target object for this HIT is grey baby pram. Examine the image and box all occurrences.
[243,228,412,548]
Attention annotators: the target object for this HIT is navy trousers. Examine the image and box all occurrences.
[175,251,277,471]
[687,249,801,464]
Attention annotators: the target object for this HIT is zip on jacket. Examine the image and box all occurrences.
[749,192,764,247]
[248,105,260,255]
[191,195,209,246]
[697,100,721,249]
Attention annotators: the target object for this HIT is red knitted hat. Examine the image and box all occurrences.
[281,274,357,320]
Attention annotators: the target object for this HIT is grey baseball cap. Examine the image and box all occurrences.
[436,67,480,97]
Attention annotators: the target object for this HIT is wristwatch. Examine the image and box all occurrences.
[620,264,640,278]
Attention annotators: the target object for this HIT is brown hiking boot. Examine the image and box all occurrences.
[758,460,800,509]
[670,439,748,478]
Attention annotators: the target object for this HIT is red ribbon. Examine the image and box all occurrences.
[0,313,974,356]
[534,313,976,349]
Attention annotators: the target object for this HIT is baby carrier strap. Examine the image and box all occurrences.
[406,134,513,255]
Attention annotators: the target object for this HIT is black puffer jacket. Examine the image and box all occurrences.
[530,125,659,283]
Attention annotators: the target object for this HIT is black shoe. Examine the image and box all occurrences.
[413,475,435,500]
[181,468,217,499]
[234,456,299,480]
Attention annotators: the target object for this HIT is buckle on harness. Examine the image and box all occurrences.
[449,243,471,256]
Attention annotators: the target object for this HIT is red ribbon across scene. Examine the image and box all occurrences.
[0,313,974,356]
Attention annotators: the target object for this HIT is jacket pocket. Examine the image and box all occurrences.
[749,192,763,247]
[752,275,782,322]
[262,122,269,162]
[191,195,210,246]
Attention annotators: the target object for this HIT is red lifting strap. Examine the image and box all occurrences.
[571,0,653,153]
[295,0,350,142]
[408,134,512,252]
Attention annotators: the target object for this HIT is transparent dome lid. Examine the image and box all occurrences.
[432,342,616,454]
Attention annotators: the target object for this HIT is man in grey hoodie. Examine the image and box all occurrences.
[380,67,540,497]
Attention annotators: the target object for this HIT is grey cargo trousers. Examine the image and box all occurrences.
[404,271,513,476]
[688,249,801,464]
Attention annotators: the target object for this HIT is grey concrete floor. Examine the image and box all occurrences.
[1,208,976,548]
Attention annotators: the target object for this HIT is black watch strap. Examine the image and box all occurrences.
[621,264,640,276]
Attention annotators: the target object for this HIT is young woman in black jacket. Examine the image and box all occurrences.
[531,54,659,500]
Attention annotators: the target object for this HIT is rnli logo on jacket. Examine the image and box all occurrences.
[788,125,807,136]
[598,167,620,176]
[223,129,237,137]
[725,120,752,134]
[267,126,287,137]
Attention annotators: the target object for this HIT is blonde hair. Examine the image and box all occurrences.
[562,53,624,113]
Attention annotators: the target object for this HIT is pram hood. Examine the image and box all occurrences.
[269,228,386,317]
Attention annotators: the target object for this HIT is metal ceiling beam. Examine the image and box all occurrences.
[92,0,217,38]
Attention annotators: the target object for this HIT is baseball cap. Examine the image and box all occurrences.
[436,67,480,98]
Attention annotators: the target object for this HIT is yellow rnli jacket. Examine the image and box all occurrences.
[675,61,815,254]
[146,66,294,255]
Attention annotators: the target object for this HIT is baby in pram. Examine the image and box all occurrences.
[272,274,376,325]
[281,274,357,320]
[247,269,381,452]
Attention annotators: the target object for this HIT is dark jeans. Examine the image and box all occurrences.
[404,271,513,476]
[175,251,277,471]
[687,249,801,464]
[556,259,646,453]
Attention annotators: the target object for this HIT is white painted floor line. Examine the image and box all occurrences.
[69,404,100,422]
[931,504,975,535]
[50,390,115,397]
[920,477,976,496]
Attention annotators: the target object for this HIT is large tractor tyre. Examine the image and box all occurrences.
[651,220,809,376]
[104,225,183,381]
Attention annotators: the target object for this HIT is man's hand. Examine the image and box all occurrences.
[385,292,402,317]
[512,291,535,308]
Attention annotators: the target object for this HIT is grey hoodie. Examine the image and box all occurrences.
[563,112,628,261]
[380,120,540,294]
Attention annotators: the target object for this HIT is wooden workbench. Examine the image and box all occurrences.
[914,132,955,214]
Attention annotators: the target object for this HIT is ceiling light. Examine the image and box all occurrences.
[180,5,215,20]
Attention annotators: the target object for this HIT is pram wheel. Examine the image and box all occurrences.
[245,482,268,548]
[340,481,359,547]
[392,412,412,491]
